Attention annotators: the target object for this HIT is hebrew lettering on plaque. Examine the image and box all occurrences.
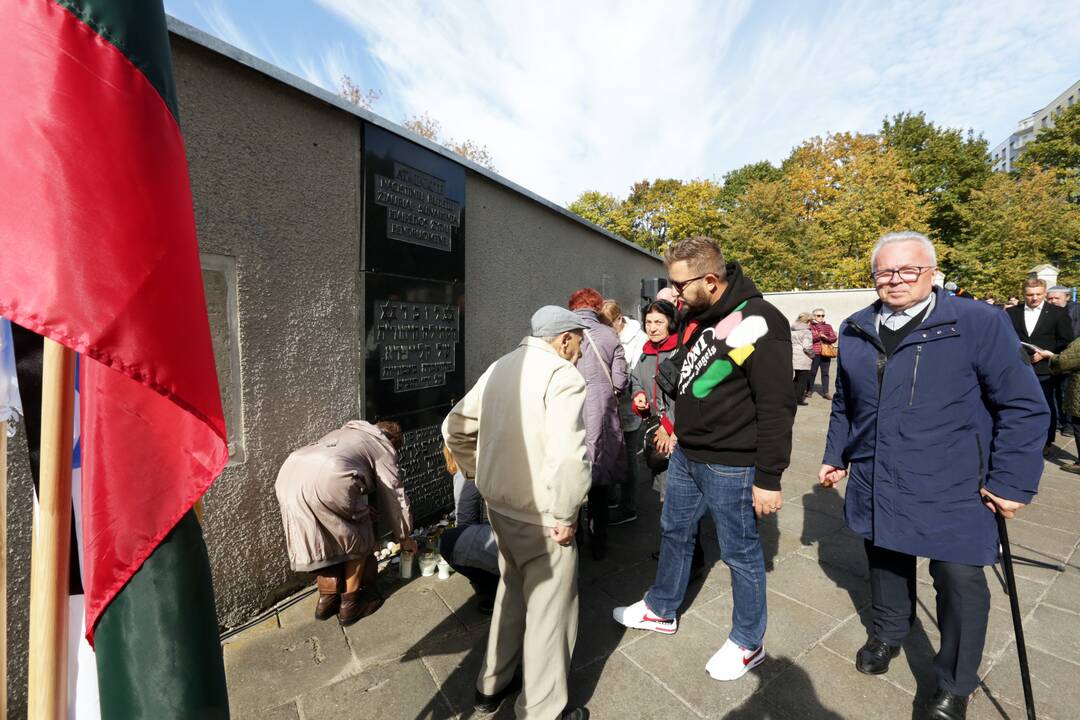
[396,424,453,517]
[375,300,460,392]
[373,162,462,251]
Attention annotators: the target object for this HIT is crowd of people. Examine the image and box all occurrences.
[272,231,1070,720]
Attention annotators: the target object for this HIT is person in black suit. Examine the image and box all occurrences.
[1007,277,1075,453]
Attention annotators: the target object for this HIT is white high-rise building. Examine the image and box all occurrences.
[991,78,1080,173]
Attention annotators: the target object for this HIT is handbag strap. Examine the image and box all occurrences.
[583,329,616,394]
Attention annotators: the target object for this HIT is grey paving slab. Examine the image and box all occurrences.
[1041,565,1080,613]
[343,584,464,670]
[982,644,1080,720]
[621,613,790,717]
[766,554,869,620]
[1024,604,1080,664]
[235,700,300,720]
[715,693,796,720]
[691,589,840,661]
[1016,501,1080,534]
[568,652,700,720]
[1005,518,1080,564]
[966,687,1044,720]
[796,527,870,580]
[761,646,915,720]
[223,615,356,715]
[297,652,454,720]
[572,585,650,671]
[415,626,489,717]
[916,563,1047,616]
[429,571,492,630]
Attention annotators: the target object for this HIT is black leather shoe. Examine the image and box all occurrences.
[924,688,968,720]
[561,707,590,720]
[855,637,901,675]
[474,674,522,714]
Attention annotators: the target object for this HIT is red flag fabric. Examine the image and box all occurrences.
[0,1,227,642]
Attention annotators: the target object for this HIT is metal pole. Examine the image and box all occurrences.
[27,339,75,719]
[997,512,1037,720]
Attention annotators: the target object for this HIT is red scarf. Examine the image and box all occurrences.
[643,334,679,355]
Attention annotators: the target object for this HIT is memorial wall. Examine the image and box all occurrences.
[3,26,666,710]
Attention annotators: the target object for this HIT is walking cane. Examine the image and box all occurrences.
[996,512,1037,720]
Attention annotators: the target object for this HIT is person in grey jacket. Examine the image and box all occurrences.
[570,288,629,560]
[791,313,814,407]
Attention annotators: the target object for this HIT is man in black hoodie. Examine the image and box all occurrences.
[613,235,795,682]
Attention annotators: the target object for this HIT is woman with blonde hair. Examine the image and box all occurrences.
[791,312,814,407]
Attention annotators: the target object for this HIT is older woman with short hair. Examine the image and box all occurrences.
[275,419,416,625]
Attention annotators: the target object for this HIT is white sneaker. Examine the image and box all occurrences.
[705,638,765,681]
[612,599,678,635]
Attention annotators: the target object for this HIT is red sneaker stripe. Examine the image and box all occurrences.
[742,646,764,666]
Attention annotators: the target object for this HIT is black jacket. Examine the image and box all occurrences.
[1006,302,1075,376]
[669,263,795,489]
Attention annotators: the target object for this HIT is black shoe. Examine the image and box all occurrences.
[561,707,590,720]
[797,400,808,406]
[609,511,638,526]
[474,674,522,713]
[924,688,968,720]
[1063,462,1080,474]
[855,638,901,675]
[1044,444,1055,458]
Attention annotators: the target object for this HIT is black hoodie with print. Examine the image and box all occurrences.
[670,263,795,490]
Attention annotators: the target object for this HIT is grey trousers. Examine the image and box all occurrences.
[479,511,579,719]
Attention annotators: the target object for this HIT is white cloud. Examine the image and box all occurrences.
[311,0,1080,205]
[195,0,260,57]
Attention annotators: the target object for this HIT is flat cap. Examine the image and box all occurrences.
[531,305,588,337]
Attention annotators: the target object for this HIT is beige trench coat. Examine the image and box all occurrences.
[274,420,412,572]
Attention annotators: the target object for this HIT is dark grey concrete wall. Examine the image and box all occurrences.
[173,35,363,627]
[5,431,32,717]
[464,174,664,383]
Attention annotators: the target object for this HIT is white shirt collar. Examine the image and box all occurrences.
[878,293,935,329]
[1025,302,1044,313]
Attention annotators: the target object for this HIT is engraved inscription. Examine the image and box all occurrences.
[397,424,453,518]
[375,300,460,392]
[374,162,462,251]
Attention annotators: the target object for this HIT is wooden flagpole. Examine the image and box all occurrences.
[27,339,75,719]
[1,419,8,720]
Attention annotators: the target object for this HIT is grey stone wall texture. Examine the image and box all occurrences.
[4,26,661,714]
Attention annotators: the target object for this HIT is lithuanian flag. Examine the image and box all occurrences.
[0,0,230,716]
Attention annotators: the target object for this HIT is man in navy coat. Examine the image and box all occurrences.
[819,231,1047,720]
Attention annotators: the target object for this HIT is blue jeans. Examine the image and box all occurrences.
[644,446,767,649]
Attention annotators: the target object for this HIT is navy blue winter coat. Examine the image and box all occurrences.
[822,288,1048,566]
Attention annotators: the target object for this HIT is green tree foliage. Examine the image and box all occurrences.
[1017,103,1080,177]
[880,112,990,249]
[952,166,1080,298]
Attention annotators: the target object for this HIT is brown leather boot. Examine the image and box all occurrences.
[338,586,384,627]
[314,570,342,621]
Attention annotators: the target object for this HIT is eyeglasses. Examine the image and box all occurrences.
[670,274,708,294]
[813,314,825,318]
[872,266,935,284]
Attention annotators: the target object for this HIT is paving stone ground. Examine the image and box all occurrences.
[222,399,1080,720]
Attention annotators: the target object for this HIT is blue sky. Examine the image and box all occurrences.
[165,1,1080,206]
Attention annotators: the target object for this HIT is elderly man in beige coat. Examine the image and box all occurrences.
[444,305,593,720]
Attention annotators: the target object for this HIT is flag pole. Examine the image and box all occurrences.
[1,419,8,720]
[27,339,75,719]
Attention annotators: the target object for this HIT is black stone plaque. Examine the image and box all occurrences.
[363,124,465,283]
[362,273,465,420]
[362,123,466,524]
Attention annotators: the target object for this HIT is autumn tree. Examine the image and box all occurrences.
[567,191,632,237]
[880,112,990,249]
[403,112,498,171]
[337,78,498,171]
[951,166,1080,298]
